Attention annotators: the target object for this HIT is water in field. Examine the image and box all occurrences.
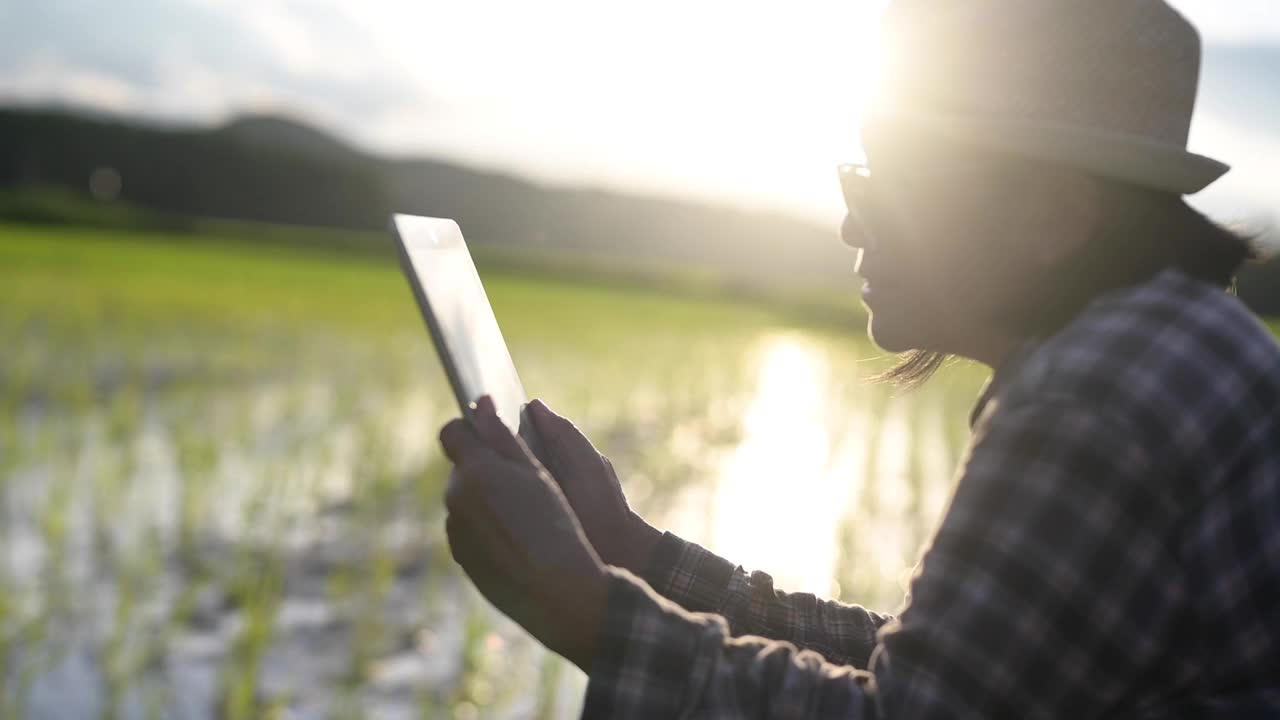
[0,225,987,718]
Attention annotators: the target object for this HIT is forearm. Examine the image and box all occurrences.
[584,567,878,717]
[585,398,1178,718]
[640,531,892,668]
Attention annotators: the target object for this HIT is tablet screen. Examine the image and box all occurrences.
[393,215,528,434]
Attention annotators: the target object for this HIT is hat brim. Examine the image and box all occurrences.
[873,112,1230,195]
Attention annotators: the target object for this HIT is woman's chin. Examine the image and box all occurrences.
[866,313,918,353]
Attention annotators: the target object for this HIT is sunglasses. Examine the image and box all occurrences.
[837,162,875,249]
[838,162,871,207]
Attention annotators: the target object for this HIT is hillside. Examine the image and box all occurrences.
[0,107,854,296]
[4,105,1279,314]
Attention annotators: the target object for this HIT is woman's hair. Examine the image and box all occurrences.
[873,176,1263,390]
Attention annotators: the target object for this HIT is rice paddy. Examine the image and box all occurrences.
[0,221,1023,718]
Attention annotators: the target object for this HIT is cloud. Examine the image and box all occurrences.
[0,0,436,141]
[1199,45,1280,128]
[1190,112,1280,225]
[1185,45,1280,223]
[1168,0,1280,44]
[0,0,1276,223]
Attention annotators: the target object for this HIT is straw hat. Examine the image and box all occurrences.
[867,0,1229,194]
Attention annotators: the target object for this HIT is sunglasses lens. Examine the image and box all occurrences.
[838,165,876,247]
[838,165,868,202]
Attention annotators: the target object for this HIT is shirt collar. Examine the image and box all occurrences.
[968,337,1041,429]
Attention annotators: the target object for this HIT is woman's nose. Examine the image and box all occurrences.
[841,212,870,249]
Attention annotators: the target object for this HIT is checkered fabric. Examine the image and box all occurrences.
[582,268,1280,718]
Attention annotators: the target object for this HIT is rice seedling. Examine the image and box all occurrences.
[5,220,1233,717]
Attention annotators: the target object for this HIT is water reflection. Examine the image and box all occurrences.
[711,336,856,597]
[699,333,974,608]
[1,308,983,716]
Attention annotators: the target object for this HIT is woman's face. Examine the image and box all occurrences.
[842,131,1093,355]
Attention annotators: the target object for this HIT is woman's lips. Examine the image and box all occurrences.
[857,260,884,303]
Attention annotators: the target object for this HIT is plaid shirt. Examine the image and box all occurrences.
[582,268,1280,718]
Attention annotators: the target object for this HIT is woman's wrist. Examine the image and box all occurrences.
[618,514,663,577]
[555,565,609,672]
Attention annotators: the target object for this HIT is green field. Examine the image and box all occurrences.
[5,220,1214,718]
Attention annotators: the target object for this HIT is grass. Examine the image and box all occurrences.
[2,219,1273,717]
[4,220,883,718]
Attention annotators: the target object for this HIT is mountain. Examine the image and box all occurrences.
[0,106,854,297]
[217,115,362,161]
[0,108,390,231]
[5,105,1274,314]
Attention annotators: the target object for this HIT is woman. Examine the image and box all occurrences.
[438,0,1280,716]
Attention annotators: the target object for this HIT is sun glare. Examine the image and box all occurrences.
[361,0,888,223]
[711,336,861,596]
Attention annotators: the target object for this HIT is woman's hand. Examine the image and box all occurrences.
[523,400,662,576]
[439,396,606,671]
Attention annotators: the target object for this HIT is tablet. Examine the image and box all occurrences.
[391,214,542,454]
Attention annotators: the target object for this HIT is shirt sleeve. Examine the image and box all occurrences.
[584,396,1184,718]
[641,531,893,668]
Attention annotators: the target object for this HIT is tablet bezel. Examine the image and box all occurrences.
[392,215,481,425]
[390,214,544,458]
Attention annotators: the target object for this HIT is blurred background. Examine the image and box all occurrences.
[1,1,1277,718]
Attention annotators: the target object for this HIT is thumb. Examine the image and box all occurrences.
[528,400,611,486]
[528,399,582,448]
[527,398,558,429]
[525,399,564,469]
[473,395,535,465]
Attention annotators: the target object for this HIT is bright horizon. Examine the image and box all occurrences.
[2,0,1278,228]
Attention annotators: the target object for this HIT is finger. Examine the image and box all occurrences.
[447,514,519,606]
[447,511,524,578]
[444,454,535,517]
[529,399,577,455]
[445,513,467,564]
[531,400,594,450]
[444,466,464,510]
[444,456,531,521]
[446,514,500,570]
[530,401,590,486]
[445,507,535,607]
[445,485,503,567]
[528,399,566,434]
[439,416,488,466]
[473,395,534,465]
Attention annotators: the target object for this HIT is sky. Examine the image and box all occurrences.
[2,0,1278,228]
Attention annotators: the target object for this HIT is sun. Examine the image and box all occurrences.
[366,0,889,225]
[639,0,888,223]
